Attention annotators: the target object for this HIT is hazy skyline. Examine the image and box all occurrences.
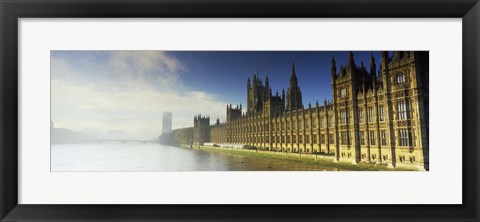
[51,51,383,139]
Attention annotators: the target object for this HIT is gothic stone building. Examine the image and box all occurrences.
[193,51,429,170]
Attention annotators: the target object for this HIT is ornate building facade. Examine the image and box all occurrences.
[193,51,429,170]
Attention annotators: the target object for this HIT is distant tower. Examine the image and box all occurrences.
[286,62,304,111]
[162,112,172,133]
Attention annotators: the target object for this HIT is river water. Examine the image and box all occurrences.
[51,143,341,171]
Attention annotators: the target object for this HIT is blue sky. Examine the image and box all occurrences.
[170,51,382,106]
[51,51,383,139]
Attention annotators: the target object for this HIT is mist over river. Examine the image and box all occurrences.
[51,143,342,171]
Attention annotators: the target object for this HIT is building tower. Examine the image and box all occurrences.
[286,62,303,111]
[193,115,210,146]
[247,71,268,113]
[227,104,242,123]
[162,111,172,133]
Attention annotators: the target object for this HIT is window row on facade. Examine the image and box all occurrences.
[225,99,413,136]
[219,128,416,148]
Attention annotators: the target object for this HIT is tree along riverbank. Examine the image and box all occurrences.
[179,144,415,171]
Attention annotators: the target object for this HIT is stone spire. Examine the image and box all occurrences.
[370,53,376,77]
[290,62,298,85]
[265,74,269,89]
[381,51,389,69]
[347,51,355,72]
[286,62,303,111]
[331,54,337,80]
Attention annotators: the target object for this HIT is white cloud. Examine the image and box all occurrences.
[107,51,184,90]
[51,51,227,139]
[51,51,187,91]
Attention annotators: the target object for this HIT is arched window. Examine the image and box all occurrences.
[340,88,347,97]
[397,100,408,120]
[396,73,406,84]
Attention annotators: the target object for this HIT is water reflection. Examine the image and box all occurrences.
[51,143,342,171]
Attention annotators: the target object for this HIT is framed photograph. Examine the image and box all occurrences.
[1,0,478,221]
[49,50,429,172]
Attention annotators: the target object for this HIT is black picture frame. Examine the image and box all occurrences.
[1,0,478,221]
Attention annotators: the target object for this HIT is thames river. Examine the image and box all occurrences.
[51,143,342,171]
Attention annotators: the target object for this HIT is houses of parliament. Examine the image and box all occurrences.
[193,51,429,170]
